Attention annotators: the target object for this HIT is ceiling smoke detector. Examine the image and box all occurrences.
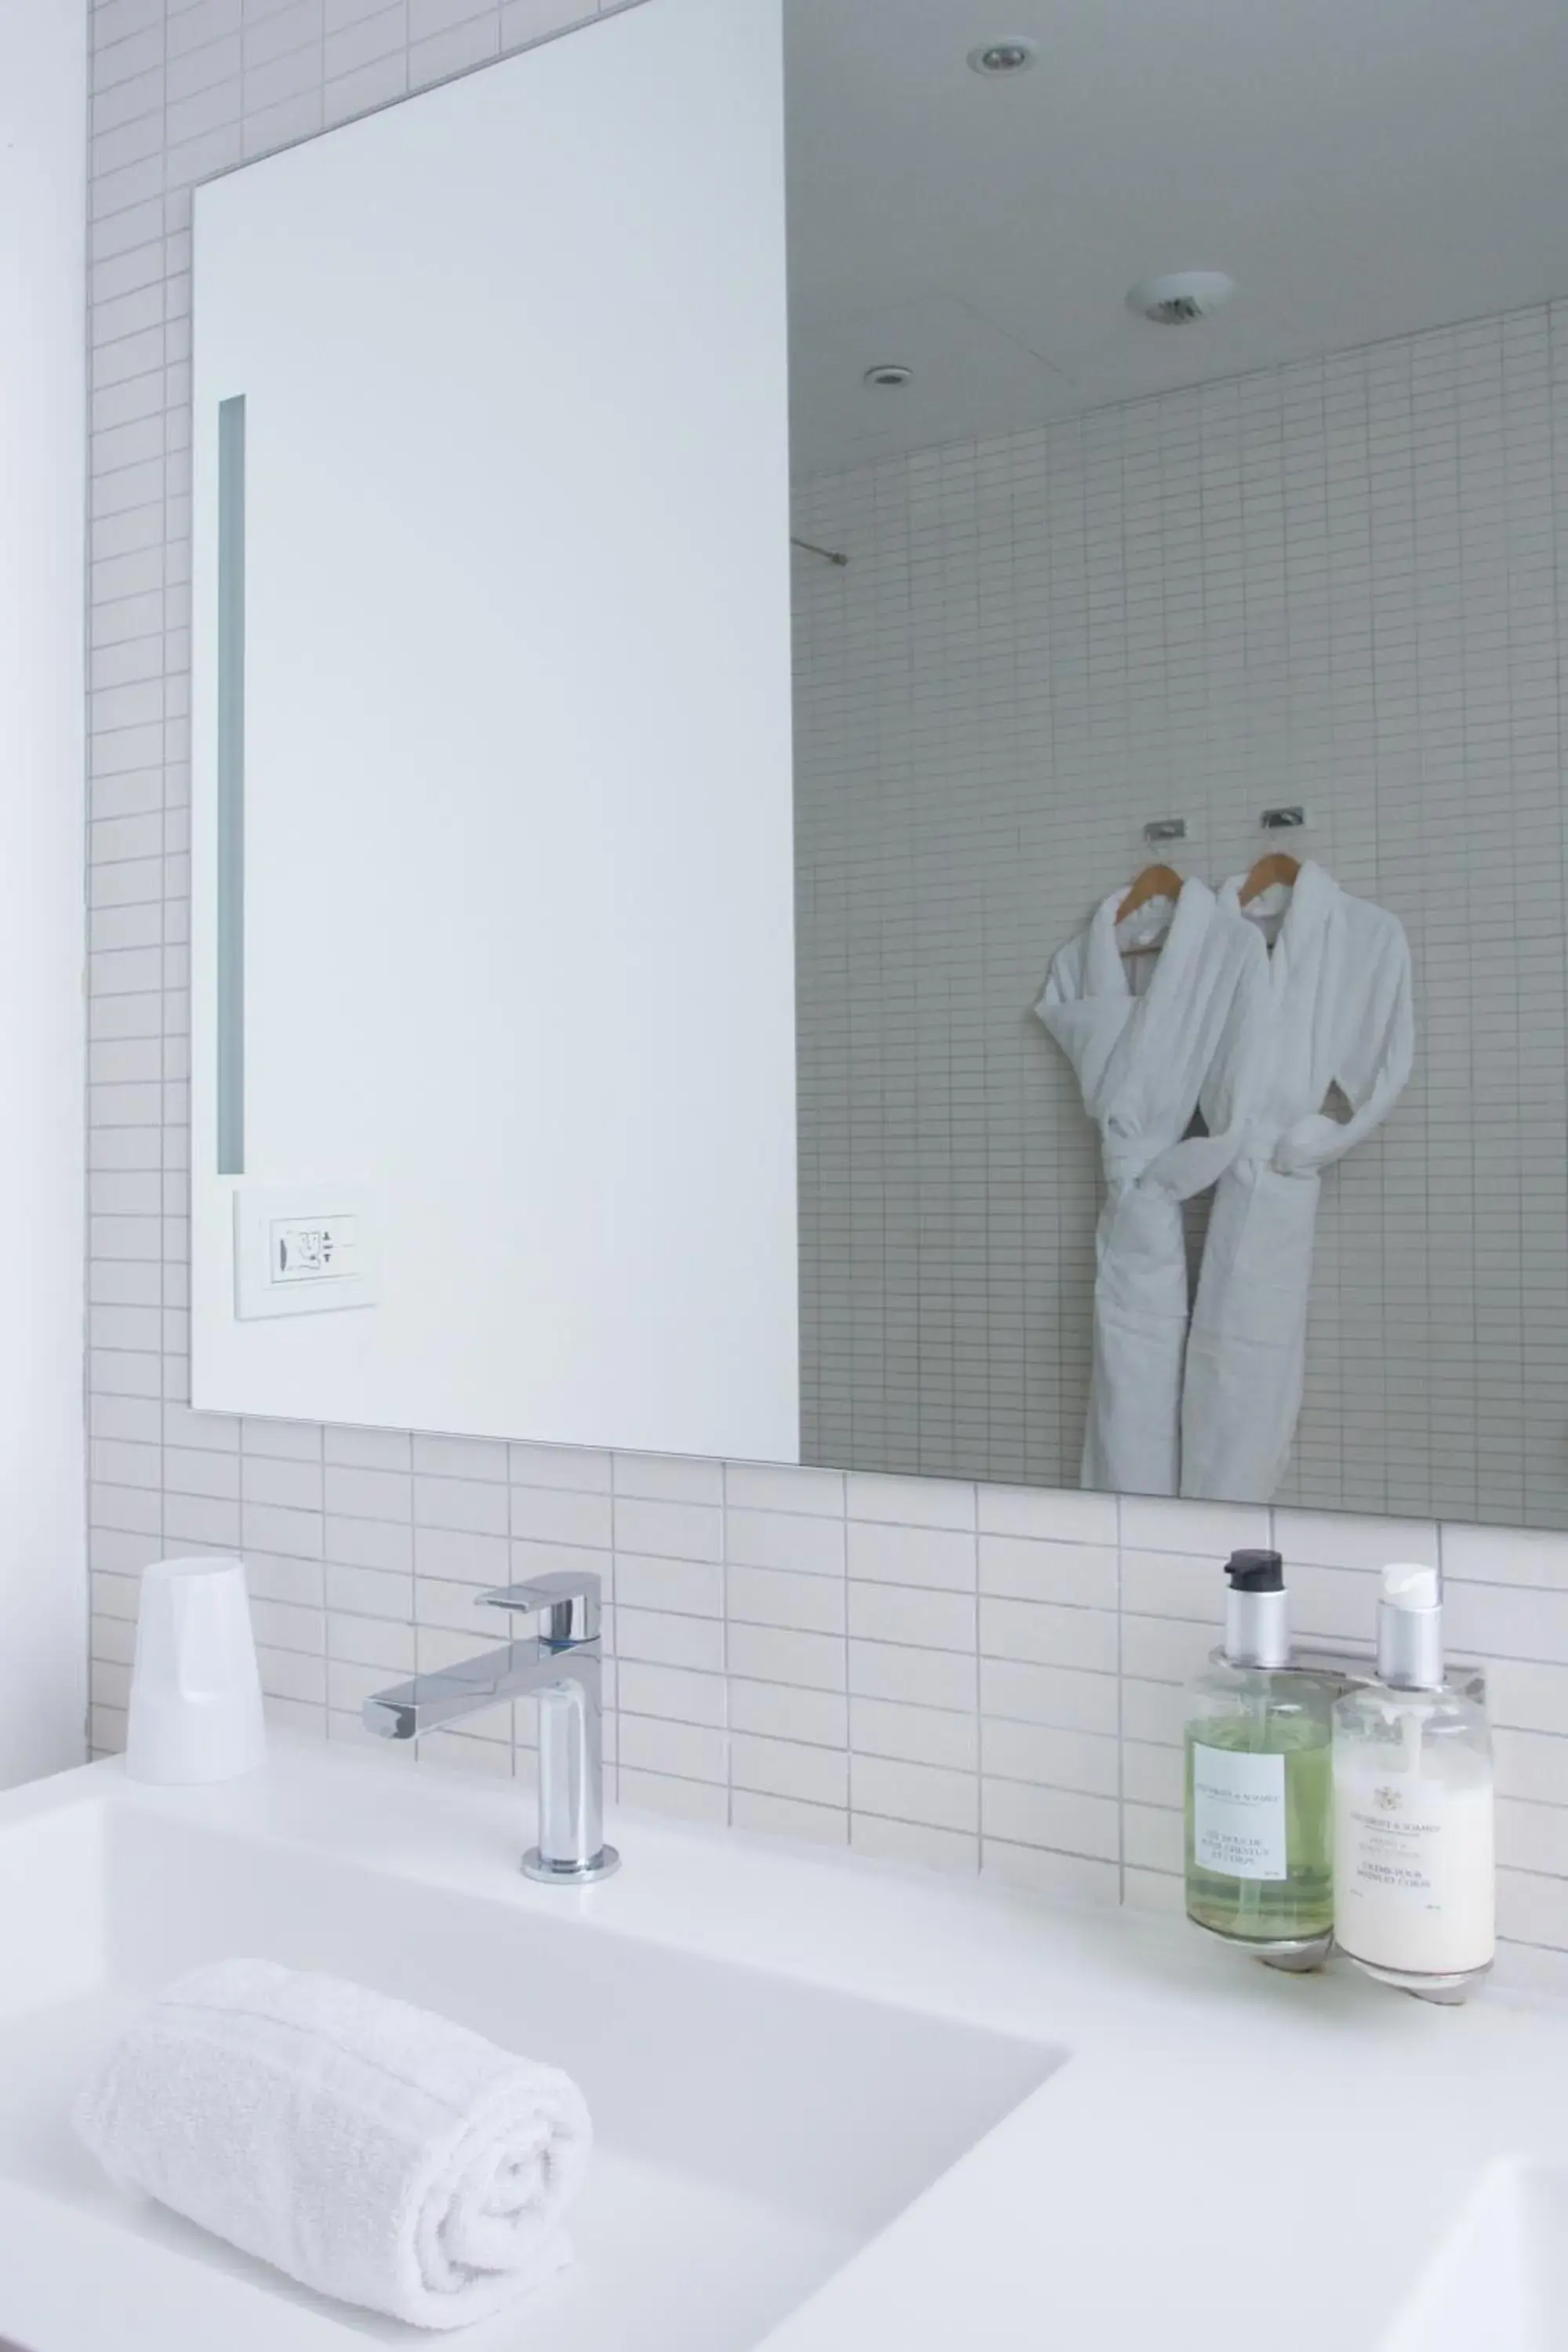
[967,38,1037,74]
[1127,270,1236,325]
[862,363,915,390]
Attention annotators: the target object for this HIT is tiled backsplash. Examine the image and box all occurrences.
[89,1436,1568,1948]
[84,0,1568,1958]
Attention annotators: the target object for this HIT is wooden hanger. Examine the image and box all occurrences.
[1239,850,1301,906]
[1114,862,1185,960]
[1116,863,1185,925]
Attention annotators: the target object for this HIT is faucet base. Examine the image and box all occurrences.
[521,1844,621,1886]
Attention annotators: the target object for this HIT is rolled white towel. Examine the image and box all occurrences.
[73,1957,593,2330]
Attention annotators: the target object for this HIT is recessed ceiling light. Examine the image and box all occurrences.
[967,38,1037,75]
[1126,270,1236,325]
[863,363,915,390]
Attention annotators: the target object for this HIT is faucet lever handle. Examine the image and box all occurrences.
[479,1573,600,1647]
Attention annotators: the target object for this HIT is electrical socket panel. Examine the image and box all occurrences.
[233,1185,379,1319]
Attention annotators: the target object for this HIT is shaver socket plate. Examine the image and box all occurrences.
[233,1184,379,1319]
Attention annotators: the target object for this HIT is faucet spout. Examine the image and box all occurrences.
[361,1636,593,1740]
[361,1574,618,1884]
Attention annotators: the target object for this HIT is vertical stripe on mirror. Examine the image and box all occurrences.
[216,393,246,1176]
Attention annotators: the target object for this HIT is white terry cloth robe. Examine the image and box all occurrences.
[1037,880,1268,1498]
[1179,861,1414,1504]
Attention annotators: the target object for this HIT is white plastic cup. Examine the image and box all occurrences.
[125,1556,267,1785]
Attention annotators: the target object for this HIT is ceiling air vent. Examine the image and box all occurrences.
[967,39,1038,74]
[1127,271,1236,325]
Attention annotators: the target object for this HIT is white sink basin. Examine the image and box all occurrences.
[4,1743,1565,2352]
[1381,2163,1568,2352]
[0,1765,1058,2352]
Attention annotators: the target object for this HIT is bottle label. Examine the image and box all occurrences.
[1334,1773,1495,1973]
[1341,1791,1444,1898]
[1192,1743,1287,1880]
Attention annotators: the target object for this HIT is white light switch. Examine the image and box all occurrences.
[234,1186,378,1319]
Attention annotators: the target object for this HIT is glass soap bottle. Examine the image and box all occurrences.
[1184,1550,1335,1964]
[1332,1564,1494,2002]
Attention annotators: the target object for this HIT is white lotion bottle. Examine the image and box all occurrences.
[1332,1565,1494,1999]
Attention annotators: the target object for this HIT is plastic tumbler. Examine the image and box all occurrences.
[124,1555,267,1785]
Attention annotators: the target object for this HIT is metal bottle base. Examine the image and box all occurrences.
[1190,1916,1334,1971]
[521,1844,621,1886]
[1341,1948,1490,2005]
[1257,1932,1334,1973]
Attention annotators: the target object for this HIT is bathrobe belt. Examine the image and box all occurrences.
[1102,1131,1251,1199]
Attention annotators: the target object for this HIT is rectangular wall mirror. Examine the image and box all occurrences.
[190,0,800,1465]
[194,0,1568,1530]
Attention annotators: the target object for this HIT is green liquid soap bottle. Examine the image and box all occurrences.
[1184,1549,1334,1965]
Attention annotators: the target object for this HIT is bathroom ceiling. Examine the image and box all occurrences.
[785,0,1568,479]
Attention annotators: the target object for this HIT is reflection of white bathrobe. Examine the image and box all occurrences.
[1180,862,1414,1504]
[1038,881,1267,1497]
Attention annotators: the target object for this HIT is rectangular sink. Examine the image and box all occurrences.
[1382,2163,1568,2352]
[0,1789,1059,2351]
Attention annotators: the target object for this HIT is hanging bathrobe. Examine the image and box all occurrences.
[1038,880,1268,1497]
[1180,861,1414,1504]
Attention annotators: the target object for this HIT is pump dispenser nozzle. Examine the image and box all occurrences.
[1377,1562,1444,1691]
[1222,1549,1289,1669]
[1227,1551,1284,1593]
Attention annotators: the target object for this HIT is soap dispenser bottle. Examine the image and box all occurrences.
[1184,1550,1334,1962]
[1332,1565,1494,1999]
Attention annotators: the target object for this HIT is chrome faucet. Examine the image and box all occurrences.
[362,1572,619,1884]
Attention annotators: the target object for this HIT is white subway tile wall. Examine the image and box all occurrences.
[85,0,1568,1955]
[793,308,1568,1534]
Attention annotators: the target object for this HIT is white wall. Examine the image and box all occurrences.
[0,0,86,1780]
[793,305,1568,1530]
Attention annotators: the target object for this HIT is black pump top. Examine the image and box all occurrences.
[1225,1549,1284,1592]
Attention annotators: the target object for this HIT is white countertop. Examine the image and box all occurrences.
[1,1740,1564,2351]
